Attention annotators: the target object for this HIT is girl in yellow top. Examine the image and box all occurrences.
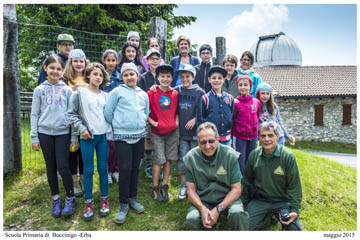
[62,49,90,197]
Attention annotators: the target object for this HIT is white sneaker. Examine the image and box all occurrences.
[112,171,119,183]
[108,173,113,184]
[178,184,187,200]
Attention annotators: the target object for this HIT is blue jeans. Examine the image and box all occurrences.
[80,134,109,200]
[177,139,197,174]
[235,137,258,174]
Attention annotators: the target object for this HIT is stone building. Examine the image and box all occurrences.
[250,32,357,145]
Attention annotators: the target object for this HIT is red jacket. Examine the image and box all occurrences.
[148,86,178,135]
[232,95,261,140]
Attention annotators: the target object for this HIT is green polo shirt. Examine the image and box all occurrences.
[184,143,242,205]
[242,144,302,214]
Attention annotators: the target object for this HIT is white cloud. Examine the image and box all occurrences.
[224,4,288,60]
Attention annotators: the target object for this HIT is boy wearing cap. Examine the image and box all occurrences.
[137,48,162,179]
[194,44,213,93]
[196,65,234,146]
[38,33,75,85]
[174,64,205,200]
[147,64,179,201]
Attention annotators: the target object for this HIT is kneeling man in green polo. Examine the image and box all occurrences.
[242,121,302,231]
[184,122,249,230]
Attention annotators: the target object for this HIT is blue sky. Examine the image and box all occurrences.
[173,4,357,66]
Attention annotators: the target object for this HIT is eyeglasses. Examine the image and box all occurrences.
[60,43,73,48]
[241,58,251,62]
[201,52,211,56]
[199,139,216,145]
[149,57,160,61]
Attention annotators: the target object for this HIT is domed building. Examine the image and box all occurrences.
[248,32,356,145]
[250,32,302,67]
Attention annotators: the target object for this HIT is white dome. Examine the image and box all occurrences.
[250,32,302,67]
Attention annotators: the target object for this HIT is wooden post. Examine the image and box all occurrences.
[3,4,22,174]
[149,17,167,61]
[215,37,226,65]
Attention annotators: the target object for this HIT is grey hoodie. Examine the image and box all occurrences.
[30,80,76,143]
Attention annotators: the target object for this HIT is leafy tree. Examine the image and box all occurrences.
[15,4,196,90]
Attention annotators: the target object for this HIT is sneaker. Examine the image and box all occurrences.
[115,203,129,224]
[108,173,113,185]
[144,166,152,179]
[52,197,62,218]
[160,184,170,201]
[62,196,76,216]
[112,172,119,183]
[74,180,83,198]
[151,186,163,202]
[83,199,94,221]
[100,197,110,217]
[129,197,144,213]
[178,184,187,200]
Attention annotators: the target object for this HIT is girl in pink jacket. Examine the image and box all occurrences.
[232,75,261,174]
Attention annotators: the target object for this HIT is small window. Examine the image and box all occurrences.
[314,105,324,126]
[342,104,352,125]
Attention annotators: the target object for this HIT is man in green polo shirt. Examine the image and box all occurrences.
[242,121,302,231]
[184,122,249,230]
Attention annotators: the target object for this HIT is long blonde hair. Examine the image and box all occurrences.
[63,58,90,86]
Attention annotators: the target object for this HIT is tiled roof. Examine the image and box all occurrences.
[253,66,357,98]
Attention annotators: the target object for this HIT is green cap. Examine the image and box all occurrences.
[57,34,75,44]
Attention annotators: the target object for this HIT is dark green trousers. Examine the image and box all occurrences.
[245,199,302,231]
[185,199,249,230]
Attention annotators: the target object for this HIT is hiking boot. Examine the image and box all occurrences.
[129,197,144,213]
[83,199,94,221]
[108,173,113,184]
[144,166,152,179]
[62,196,76,216]
[178,184,187,200]
[115,203,129,224]
[52,197,62,218]
[151,186,163,202]
[112,171,119,183]
[160,184,170,201]
[74,179,83,198]
[100,196,110,217]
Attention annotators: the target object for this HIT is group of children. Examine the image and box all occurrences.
[31,31,294,224]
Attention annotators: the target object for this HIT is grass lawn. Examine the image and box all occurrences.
[3,148,357,231]
[285,140,356,154]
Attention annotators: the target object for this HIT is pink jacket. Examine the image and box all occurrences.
[232,95,261,140]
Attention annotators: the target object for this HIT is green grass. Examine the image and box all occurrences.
[4,148,357,231]
[285,140,356,154]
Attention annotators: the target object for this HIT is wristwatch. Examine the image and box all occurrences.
[216,204,224,213]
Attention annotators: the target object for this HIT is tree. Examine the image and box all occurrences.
[16,4,196,90]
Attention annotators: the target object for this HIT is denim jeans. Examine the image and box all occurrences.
[80,134,109,200]
[235,137,258,174]
[114,138,145,203]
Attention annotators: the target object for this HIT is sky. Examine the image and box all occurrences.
[172,4,357,66]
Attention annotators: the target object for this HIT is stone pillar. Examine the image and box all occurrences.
[3,4,22,174]
[215,37,226,65]
[149,17,167,61]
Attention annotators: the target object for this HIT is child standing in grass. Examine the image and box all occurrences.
[148,64,179,202]
[196,65,234,146]
[67,63,112,222]
[174,64,205,200]
[255,82,295,146]
[232,75,261,174]
[31,55,77,218]
[62,49,89,198]
[138,48,162,179]
[104,62,149,224]
[101,49,123,185]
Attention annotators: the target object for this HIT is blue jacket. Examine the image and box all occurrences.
[101,70,123,93]
[237,69,263,98]
[38,53,68,86]
[169,54,200,87]
[196,89,234,140]
[104,84,149,136]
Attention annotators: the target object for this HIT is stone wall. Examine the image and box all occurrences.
[276,97,357,145]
